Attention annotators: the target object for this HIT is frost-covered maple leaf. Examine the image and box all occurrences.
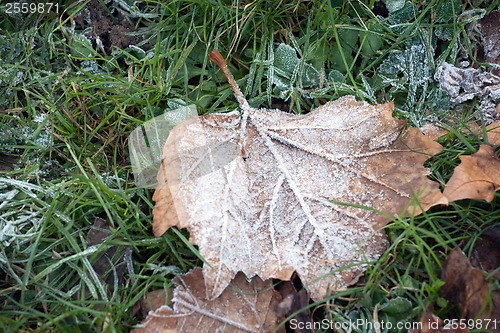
[152,50,447,301]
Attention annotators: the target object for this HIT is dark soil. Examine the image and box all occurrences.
[72,0,146,54]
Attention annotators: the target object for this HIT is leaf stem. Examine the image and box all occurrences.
[208,49,251,112]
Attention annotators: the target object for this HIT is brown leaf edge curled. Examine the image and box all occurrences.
[443,121,500,202]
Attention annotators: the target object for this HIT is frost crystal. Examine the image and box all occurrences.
[0,181,47,247]
[378,40,435,125]
[435,62,500,123]
[267,43,320,101]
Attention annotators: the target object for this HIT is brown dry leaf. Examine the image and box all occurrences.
[443,121,500,202]
[275,280,312,333]
[132,267,284,333]
[152,50,446,301]
[470,226,500,280]
[440,248,500,332]
[434,63,500,105]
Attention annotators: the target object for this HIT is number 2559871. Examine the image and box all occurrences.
[5,2,59,15]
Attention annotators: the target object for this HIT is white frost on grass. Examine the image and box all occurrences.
[100,171,127,190]
[0,187,43,247]
[33,113,46,124]
[20,123,53,149]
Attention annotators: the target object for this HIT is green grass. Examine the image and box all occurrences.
[1,0,499,331]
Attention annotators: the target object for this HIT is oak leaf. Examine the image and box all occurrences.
[443,121,500,202]
[132,267,284,333]
[152,50,446,301]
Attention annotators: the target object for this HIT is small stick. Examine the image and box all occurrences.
[208,50,250,112]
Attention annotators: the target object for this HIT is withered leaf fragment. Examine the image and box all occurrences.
[152,50,446,301]
[440,247,500,332]
[443,121,500,202]
[480,11,500,66]
[470,226,500,280]
[132,268,284,333]
[275,279,312,333]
